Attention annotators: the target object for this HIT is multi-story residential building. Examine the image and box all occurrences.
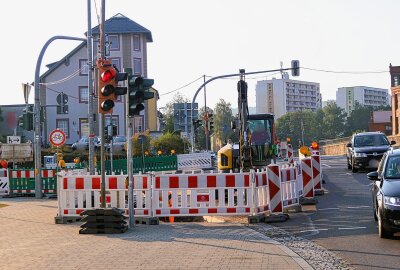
[255,73,322,119]
[39,13,158,145]
[390,64,400,135]
[336,86,389,114]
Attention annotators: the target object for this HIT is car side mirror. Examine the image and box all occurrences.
[367,171,379,181]
[390,140,396,145]
[346,143,352,147]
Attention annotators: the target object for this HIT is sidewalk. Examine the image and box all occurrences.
[0,198,312,270]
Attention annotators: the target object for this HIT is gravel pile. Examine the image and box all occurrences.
[250,224,354,270]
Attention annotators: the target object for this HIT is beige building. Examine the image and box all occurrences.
[39,13,159,145]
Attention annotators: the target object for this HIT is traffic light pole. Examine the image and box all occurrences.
[34,35,86,199]
[87,0,95,175]
[190,66,297,153]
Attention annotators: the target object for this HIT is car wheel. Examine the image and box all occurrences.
[351,158,358,173]
[378,210,392,239]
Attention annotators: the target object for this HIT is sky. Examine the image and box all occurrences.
[1,0,399,110]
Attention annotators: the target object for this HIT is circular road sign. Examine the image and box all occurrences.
[49,129,66,147]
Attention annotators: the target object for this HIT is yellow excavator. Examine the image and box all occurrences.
[218,71,276,172]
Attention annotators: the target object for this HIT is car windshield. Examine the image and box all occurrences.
[113,136,126,143]
[384,156,400,179]
[353,134,389,147]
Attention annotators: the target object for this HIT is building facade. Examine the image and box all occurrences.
[336,86,389,114]
[255,73,322,119]
[173,103,199,135]
[390,64,400,135]
[39,13,158,145]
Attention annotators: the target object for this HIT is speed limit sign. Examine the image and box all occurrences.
[49,129,66,147]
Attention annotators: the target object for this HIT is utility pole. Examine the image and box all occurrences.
[87,0,95,175]
[99,0,106,208]
[204,75,208,151]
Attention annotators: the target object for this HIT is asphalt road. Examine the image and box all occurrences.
[272,155,400,270]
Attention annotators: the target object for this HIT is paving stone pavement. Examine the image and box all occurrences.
[0,198,313,270]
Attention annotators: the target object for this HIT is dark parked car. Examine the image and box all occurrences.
[346,132,395,172]
[367,149,400,238]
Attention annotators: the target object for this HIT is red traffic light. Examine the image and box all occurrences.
[101,69,116,83]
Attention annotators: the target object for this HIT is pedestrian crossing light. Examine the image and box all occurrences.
[128,76,154,116]
[97,59,128,114]
[208,113,214,131]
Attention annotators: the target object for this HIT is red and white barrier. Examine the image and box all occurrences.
[311,154,322,192]
[287,144,294,164]
[301,158,314,198]
[58,174,151,218]
[254,170,269,214]
[280,166,299,207]
[0,169,8,195]
[152,173,253,217]
[267,164,282,214]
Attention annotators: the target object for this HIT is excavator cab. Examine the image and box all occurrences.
[248,114,275,168]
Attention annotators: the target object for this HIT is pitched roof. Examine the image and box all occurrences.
[91,13,152,42]
[41,14,152,79]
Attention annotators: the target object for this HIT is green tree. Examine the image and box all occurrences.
[151,132,189,154]
[131,131,151,157]
[321,101,347,139]
[344,102,374,136]
[214,99,237,145]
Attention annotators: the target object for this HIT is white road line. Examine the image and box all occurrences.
[298,228,329,233]
[347,206,371,209]
[322,164,331,167]
[338,227,367,230]
[318,207,339,211]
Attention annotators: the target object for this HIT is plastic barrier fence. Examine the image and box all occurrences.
[0,169,8,195]
[58,173,151,218]
[152,172,253,217]
[8,169,57,194]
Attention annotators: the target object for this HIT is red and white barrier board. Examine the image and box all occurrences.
[0,169,8,195]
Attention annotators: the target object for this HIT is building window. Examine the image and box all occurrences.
[133,35,141,51]
[108,35,120,51]
[79,118,89,137]
[56,119,69,138]
[109,58,121,71]
[134,58,142,75]
[79,86,88,103]
[134,115,144,133]
[79,59,88,76]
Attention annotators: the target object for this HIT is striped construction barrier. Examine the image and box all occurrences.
[301,158,314,198]
[152,172,252,217]
[280,166,299,207]
[177,153,212,171]
[58,173,151,218]
[287,144,294,164]
[254,170,269,214]
[8,169,57,194]
[267,164,282,214]
[0,169,8,195]
[311,154,323,195]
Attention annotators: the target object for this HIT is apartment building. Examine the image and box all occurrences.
[255,73,322,119]
[336,86,389,114]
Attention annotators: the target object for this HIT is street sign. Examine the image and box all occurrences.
[49,129,66,147]
[7,136,21,144]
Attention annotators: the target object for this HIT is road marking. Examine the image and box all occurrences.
[318,207,339,211]
[338,227,367,230]
[298,228,329,233]
[347,205,371,209]
[322,164,331,167]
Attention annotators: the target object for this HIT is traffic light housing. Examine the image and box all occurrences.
[97,59,128,114]
[291,60,300,77]
[128,76,155,116]
[18,106,34,131]
[193,119,202,130]
[208,113,214,131]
